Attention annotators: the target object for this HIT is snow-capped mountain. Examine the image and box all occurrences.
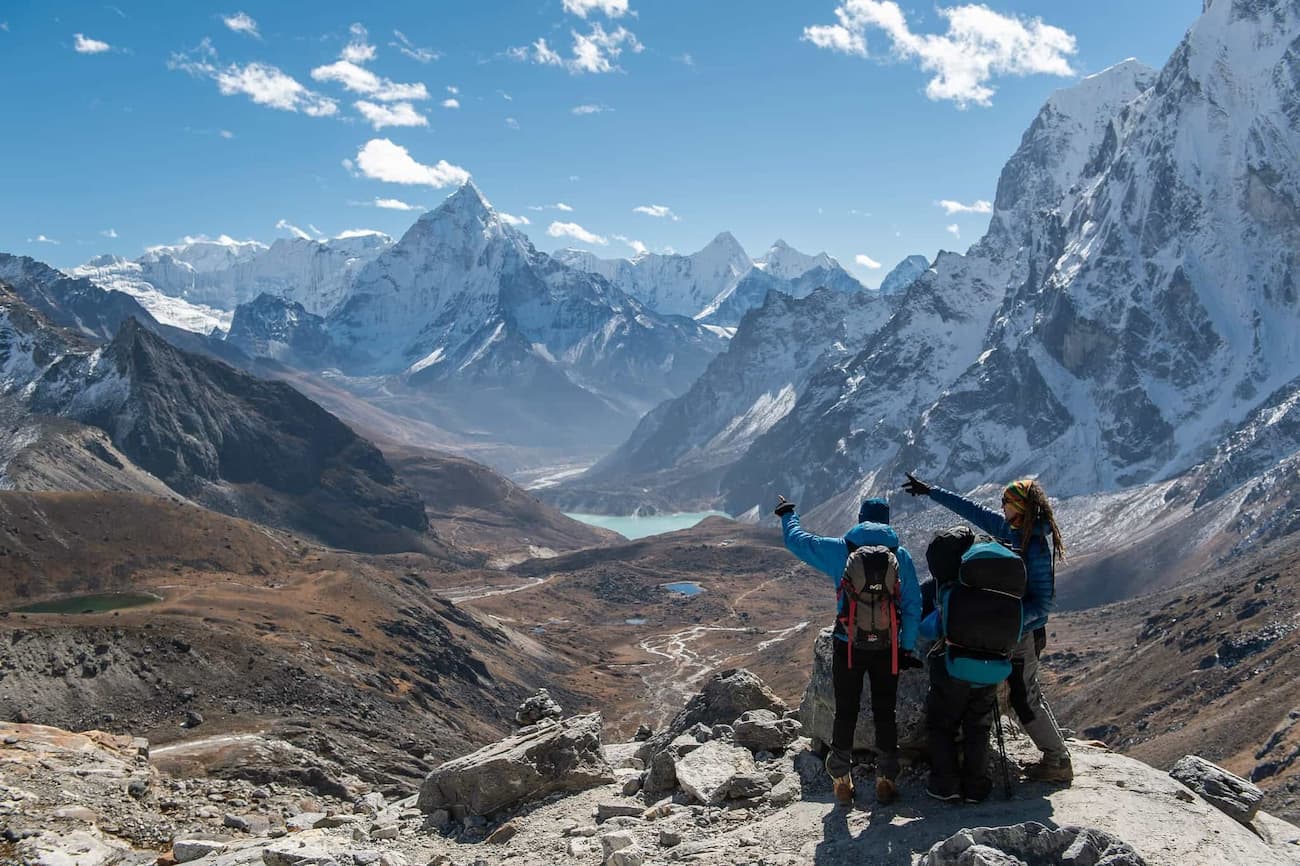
[878,255,930,296]
[551,285,899,509]
[325,183,725,446]
[717,58,1159,519]
[556,236,864,326]
[72,232,393,331]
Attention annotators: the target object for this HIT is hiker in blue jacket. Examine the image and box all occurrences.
[775,495,922,805]
[902,473,1073,784]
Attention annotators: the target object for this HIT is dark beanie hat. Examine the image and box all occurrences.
[858,497,890,524]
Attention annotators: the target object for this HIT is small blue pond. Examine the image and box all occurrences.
[662,581,704,597]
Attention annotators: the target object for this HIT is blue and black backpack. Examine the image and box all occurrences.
[938,538,1026,685]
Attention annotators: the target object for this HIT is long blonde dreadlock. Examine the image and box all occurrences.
[1003,478,1067,561]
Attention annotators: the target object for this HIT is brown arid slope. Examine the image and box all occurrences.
[0,490,590,795]
[1049,530,1300,822]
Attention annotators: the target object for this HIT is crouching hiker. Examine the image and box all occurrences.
[903,474,1073,784]
[921,526,1025,803]
[774,495,922,805]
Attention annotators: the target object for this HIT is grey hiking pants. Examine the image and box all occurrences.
[1007,629,1069,762]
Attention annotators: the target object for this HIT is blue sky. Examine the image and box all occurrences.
[3,1,1199,286]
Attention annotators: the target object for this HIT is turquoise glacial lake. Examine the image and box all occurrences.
[565,511,730,540]
[13,591,163,614]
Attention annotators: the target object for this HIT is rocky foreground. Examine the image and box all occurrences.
[4,671,1299,866]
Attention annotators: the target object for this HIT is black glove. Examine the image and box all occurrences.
[899,651,924,671]
[774,495,796,517]
[901,471,932,497]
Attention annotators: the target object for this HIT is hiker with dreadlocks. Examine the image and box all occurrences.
[774,495,922,806]
[901,474,1073,784]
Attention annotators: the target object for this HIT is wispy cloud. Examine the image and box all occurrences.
[100,228,118,238]
[371,197,422,210]
[613,234,647,255]
[937,198,992,214]
[500,212,531,226]
[356,100,428,129]
[563,0,629,17]
[548,221,607,245]
[946,224,961,238]
[74,33,111,54]
[504,117,520,129]
[391,29,440,63]
[219,129,234,139]
[353,138,470,187]
[170,39,338,116]
[222,12,259,39]
[341,22,375,63]
[676,53,695,67]
[530,202,574,212]
[855,253,882,269]
[446,85,459,95]
[441,97,460,109]
[803,1,1076,107]
[29,234,60,245]
[276,219,311,240]
[633,204,679,221]
[498,90,513,101]
[512,23,643,74]
[572,103,611,115]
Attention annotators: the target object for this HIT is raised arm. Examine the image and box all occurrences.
[780,511,849,587]
[927,486,1011,540]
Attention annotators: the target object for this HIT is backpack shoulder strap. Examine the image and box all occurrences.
[845,539,859,554]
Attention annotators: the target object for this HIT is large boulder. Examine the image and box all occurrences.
[673,740,762,806]
[920,822,1147,866]
[732,709,801,753]
[798,627,929,755]
[417,714,614,817]
[636,669,786,763]
[1170,755,1264,827]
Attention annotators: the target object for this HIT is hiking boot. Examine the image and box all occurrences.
[874,776,898,805]
[1022,756,1074,784]
[925,785,961,803]
[832,774,855,806]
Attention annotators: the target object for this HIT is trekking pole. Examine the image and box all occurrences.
[994,692,1012,800]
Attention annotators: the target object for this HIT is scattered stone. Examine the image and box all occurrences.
[634,725,653,742]
[675,740,761,805]
[418,713,614,817]
[726,771,773,800]
[3,735,18,745]
[427,856,451,866]
[565,824,599,837]
[286,812,328,831]
[316,815,362,829]
[51,805,97,822]
[426,809,450,831]
[919,822,1147,866]
[486,821,519,844]
[182,711,204,729]
[597,802,646,821]
[172,839,227,863]
[600,831,635,859]
[514,689,563,727]
[621,775,643,797]
[658,829,682,848]
[264,843,344,866]
[607,847,644,866]
[733,710,802,753]
[378,853,406,866]
[370,824,399,841]
[638,669,787,764]
[354,792,386,816]
[352,852,381,865]
[1170,755,1264,826]
[128,779,150,799]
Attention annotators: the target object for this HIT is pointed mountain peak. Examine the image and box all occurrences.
[701,231,749,263]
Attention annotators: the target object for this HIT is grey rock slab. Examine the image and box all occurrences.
[919,822,1147,866]
[1169,754,1264,826]
[417,713,613,817]
[262,845,342,866]
[599,831,635,858]
[175,839,229,863]
[732,709,802,753]
[674,740,760,806]
[597,802,647,820]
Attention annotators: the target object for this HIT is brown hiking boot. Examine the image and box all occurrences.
[832,774,855,806]
[874,776,898,805]
[1022,756,1074,784]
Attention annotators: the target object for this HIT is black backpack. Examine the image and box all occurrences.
[836,543,900,672]
[940,539,1026,685]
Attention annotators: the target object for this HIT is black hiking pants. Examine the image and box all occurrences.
[925,658,997,802]
[828,640,899,778]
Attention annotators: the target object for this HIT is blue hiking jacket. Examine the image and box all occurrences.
[780,511,921,653]
[927,486,1055,632]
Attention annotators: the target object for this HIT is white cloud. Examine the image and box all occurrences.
[356,100,428,129]
[614,234,647,255]
[937,198,992,214]
[1,22,9,31]
[562,0,629,17]
[222,12,259,38]
[311,60,429,102]
[219,129,234,139]
[504,117,520,129]
[547,221,607,245]
[446,85,459,95]
[513,23,642,74]
[29,235,60,244]
[555,202,574,212]
[100,228,118,238]
[341,22,376,64]
[803,1,1076,108]
[336,228,386,239]
[500,213,531,226]
[170,40,338,116]
[74,33,111,54]
[354,138,470,188]
[391,29,440,63]
[572,103,610,115]
[441,97,459,109]
[855,253,882,269]
[498,90,513,101]
[633,204,679,221]
[308,224,323,236]
[946,224,961,238]
[372,197,422,211]
[530,202,574,212]
[676,53,695,67]
[276,219,311,240]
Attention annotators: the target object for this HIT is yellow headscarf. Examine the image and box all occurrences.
[1002,478,1034,522]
